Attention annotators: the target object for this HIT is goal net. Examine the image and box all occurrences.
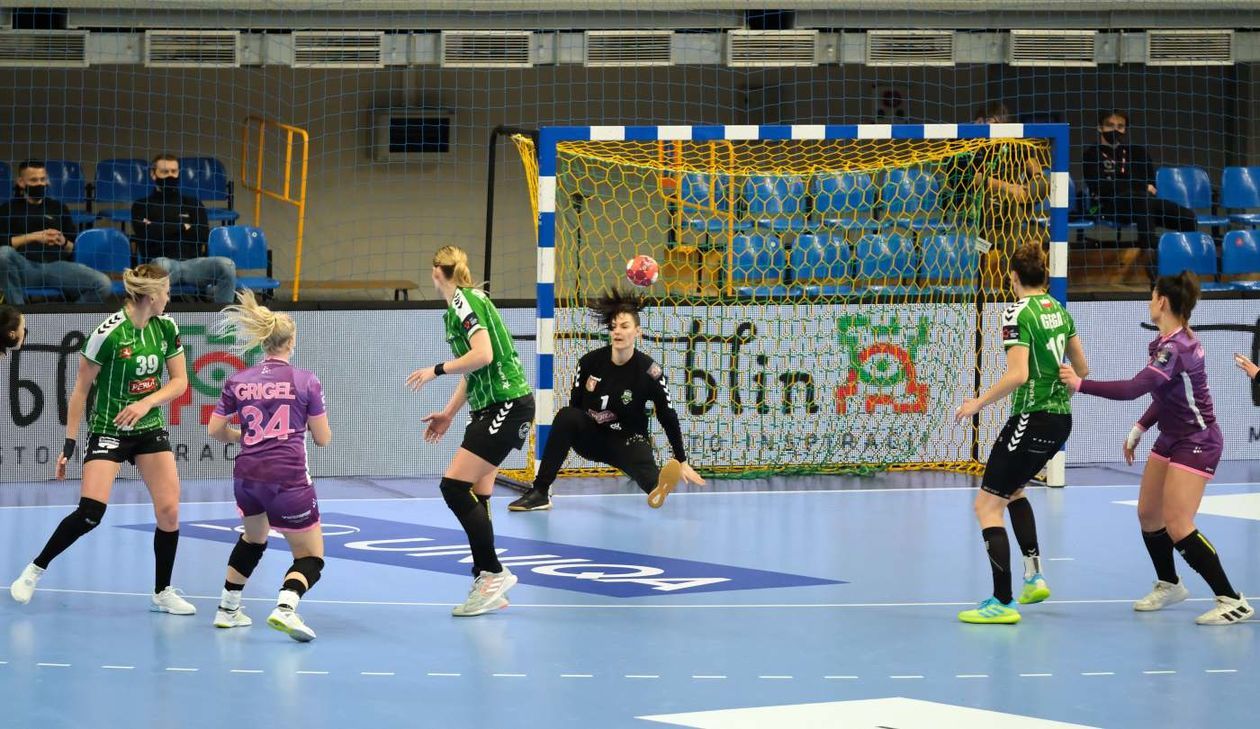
[520,125,1067,480]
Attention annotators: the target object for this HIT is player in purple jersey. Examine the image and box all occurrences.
[1061,272,1253,625]
[207,292,332,642]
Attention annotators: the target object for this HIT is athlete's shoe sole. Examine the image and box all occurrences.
[648,459,682,509]
[451,572,518,617]
[214,610,253,629]
[267,610,316,642]
[507,492,553,511]
[1018,578,1051,605]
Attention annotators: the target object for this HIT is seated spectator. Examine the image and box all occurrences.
[1083,110,1197,281]
[131,154,236,303]
[0,160,112,305]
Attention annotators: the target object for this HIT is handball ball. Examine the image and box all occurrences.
[626,254,660,287]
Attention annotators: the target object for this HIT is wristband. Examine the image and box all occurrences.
[1124,424,1144,450]
[434,362,446,376]
[61,438,77,460]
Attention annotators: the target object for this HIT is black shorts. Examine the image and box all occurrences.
[981,412,1072,498]
[83,429,172,465]
[461,395,535,467]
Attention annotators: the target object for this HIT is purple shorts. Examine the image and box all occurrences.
[1150,429,1223,480]
[234,477,321,532]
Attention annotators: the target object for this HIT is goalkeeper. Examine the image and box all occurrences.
[509,288,705,512]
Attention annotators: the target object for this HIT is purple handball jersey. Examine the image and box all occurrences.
[214,358,326,484]
[1145,328,1218,442]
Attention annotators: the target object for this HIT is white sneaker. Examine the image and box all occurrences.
[1134,580,1190,612]
[214,608,253,628]
[10,563,44,604]
[1195,594,1255,626]
[452,567,517,617]
[151,587,197,615]
[267,607,316,642]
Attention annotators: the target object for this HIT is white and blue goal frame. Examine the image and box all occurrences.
[533,123,1071,486]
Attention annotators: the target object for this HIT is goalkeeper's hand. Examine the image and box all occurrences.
[1122,424,1144,466]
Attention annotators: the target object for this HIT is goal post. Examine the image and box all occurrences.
[526,123,1070,484]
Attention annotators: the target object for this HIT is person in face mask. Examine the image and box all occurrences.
[0,159,112,304]
[130,154,236,303]
[1082,110,1198,283]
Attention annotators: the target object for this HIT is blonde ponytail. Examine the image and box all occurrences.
[123,263,170,301]
[432,245,477,289]
[218,290,296,355]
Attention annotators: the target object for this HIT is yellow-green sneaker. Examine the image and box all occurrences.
[958,596,1021,624]
[1018,574,1051,605]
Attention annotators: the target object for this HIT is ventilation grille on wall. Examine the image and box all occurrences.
[441,31,533,68]
[585,30,672,67]
[293,31,384,68]
[866,30,955,67]
[145,30,240,68]
[0,30,88,68]
[727,30,817,67]
[1008,30,1096,67]
[1146,30,1234,66]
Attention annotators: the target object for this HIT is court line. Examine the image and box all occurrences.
[1,481,1255,509]
[31,586,1242,610]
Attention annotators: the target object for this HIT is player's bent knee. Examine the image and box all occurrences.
[228,535,268,578]
[553,406,587,430]
[289,556,324,590]
[69,497,107,533]
[439,477,479,516]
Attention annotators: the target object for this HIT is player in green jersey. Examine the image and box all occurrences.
[953,243,1089,625]
[9,265,196,615]
[406,245,534,617]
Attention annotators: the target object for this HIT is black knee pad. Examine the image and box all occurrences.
[289,556,324,590]
[71,497,107,532]
[439,477,479,517]
[227,535,267,578]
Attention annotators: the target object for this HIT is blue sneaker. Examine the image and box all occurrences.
[1018,574,1051,605]
[958,596,1021,624]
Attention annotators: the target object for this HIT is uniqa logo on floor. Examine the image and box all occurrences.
[121,513,841,597]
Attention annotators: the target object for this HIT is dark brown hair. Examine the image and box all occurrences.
[0,304,21,357]
[589,288,645,329]
[151,153,178,169]
[1009,242,1048,289]
[1097,109,1129,127]
[973,102,1010,123]
[1154,270,1200,325]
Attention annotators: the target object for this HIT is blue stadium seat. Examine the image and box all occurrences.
[179,156,239,224]
[44,160,96,229]
[881,168,949,232]
[1155,166,1228,229]
[920,234,979,295]
[812,172,880,232]
[680,172,750,240]
[746,175,809,233]
[1067,177,1096,239]
[854,232,913,294]
[1221,230,1260,292]
[1157,232,1231,291]
[73,228,131,296]
[1221,166,1260,228]
[730,233,789,298]
[0,161,10,200]
[93,158,150,225]
[790,233,853,296]
[208,225,279,294]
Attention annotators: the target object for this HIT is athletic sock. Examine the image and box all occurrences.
[1007,498,1041,578]
[1174,530,1240,599]
[219,588,242,612]
[1141,528,1179,584]
[277,588,302,611]
[982,526,1013,605]
[153,528,179,593]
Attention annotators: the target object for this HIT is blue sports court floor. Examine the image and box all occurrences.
[2,462,1258,729]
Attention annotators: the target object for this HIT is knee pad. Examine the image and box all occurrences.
[71,497,107,532]
[439,477,479,517]
[289,556,324,590]
[227,535,267,578]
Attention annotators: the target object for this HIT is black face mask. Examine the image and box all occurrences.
[1100,130,1125,145]
[156,176,180,193]
[24,185,46,201]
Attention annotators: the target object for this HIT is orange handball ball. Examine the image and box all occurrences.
[625,254,660,287]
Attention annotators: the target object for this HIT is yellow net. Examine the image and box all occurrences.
[520,136,1052,478]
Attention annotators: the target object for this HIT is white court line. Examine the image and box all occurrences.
[890,675,924,679]
[1206,669,1238,674]
[1081,672,1115,676]
[361,672,394,676]
[1,481,1254,509]
[1020,673,1053,677]
[166,667,198,672]
[231,669,264,674]
[37,662,70,667]
[32,586,1234,610]
[561,674,594,678]
[956,674,989,678]
[625,674,659,679]
[427,672,461,677]
[824,675,859,680]
[296,670,329,675]
[692,675,727,679]
[758,675,794,679]
[1143,670,1176,675]
[101,665,134,670]
[492,673,527,678]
